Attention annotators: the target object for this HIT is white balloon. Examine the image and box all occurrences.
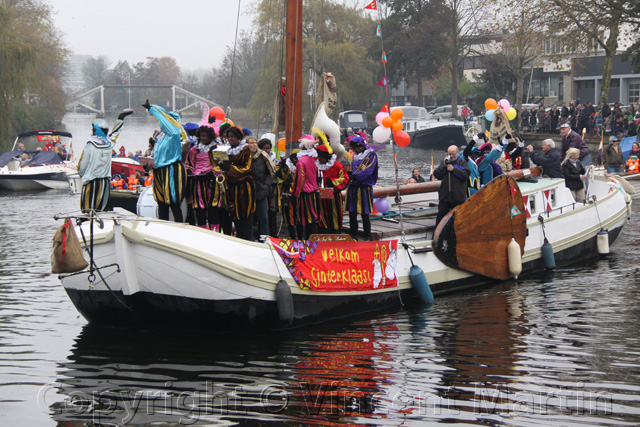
[259,133,276,145]
[372,126,391,143]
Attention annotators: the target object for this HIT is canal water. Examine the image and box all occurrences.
[1,116,640,426]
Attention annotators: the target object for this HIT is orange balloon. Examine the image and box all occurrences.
[277,138,286,152]
[391,120,403,132]
[210,106,225,120]
[382,116,393,128]
[390,108,404,120]
[485,98,497,110]
[226,119,234,126]
[394,130,410,147]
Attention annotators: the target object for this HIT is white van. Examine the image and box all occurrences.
[428,105,464,119]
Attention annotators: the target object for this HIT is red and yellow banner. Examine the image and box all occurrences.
[270,239,399,291]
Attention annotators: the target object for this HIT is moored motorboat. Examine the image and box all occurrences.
[390,106,466,149]
[0,130,77,191]
[53,170,631,330]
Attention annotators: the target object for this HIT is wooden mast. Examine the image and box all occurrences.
[285,0,303,146]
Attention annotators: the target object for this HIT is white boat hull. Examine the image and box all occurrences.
[58,177,631,329]
[0,163,77,190]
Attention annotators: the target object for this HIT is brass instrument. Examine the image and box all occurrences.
[216,172,227,197]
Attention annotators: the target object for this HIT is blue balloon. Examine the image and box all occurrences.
[375,197,390,214]
[485,109,496,121]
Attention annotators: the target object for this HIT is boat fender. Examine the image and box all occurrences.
[597,229,610,256]
[508,238,522,279]
[409,265,434,303]
[541,238,555,269]
[275,280,295,324]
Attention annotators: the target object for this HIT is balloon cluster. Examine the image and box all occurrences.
[208,106,234,134]
[372,109,410,147]
[484,98,517,122]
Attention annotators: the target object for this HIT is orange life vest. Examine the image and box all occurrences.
[111,179,125,190]
[144,174,153,187]
[127,177,139,188]
[627,157,639,173]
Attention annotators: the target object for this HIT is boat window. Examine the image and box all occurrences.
[529,194,536,214]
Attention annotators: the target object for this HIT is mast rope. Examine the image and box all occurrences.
[226,0,243,116]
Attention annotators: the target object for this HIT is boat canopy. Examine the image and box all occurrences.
[25,150,63,166]
[12,130,73,151]
[0,151,23,168]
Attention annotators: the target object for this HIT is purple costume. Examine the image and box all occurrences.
[345,149,378,214]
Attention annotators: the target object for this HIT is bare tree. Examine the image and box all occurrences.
[82,56,111,88]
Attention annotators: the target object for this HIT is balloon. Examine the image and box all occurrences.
[277,138,286,152]
[372,125,391,143]
[382,116,393,128]
[214,126,220,135]
[498,99,511,111]
[485,98,497,110]
[210,106,225,120]
[375,197,390,214]
[506,107,517,121]
[260,132,276,145]
[391,120,403,132]
[390,108,404,121]
[376,112,389,126]
[485,109,496,122]
[394,130,411,147]
[226,119,234,127]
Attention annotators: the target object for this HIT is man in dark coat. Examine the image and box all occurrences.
[433,145,470,226]
[560,123,591,167]
[526,139,564,178]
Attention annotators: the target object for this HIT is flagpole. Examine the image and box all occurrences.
[365,0,406,241]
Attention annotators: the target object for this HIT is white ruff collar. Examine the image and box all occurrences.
[197,142,214,153]
[298,148,317,158]
[353,148,372,162]
[228,141,248,156]
[286,158,296,173]
[316,154,336,171]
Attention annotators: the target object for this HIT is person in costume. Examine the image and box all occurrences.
[278,149,300,239]
[259,138,280,237]
[291,137,319,239]
[143,99,188,222]
[345,136,378,240]
[248,136,276,240]
[185,125,224,232]
[316,143,349,234]
[219,126,255,241]
[77,110,133,212]
[461,133,486,196]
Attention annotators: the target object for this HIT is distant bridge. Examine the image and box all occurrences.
[66,85,219,115]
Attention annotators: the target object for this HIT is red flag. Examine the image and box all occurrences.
[380,103,389,114]
[364,0,377,10]
[377,77,387,87]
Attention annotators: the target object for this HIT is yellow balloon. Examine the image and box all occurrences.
[506,107,517,121]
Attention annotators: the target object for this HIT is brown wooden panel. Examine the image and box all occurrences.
[432,175,527,280]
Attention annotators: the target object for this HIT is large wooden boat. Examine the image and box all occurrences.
[55,171,630,329]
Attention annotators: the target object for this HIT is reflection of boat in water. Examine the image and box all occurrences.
[390,106,466,149]
[0,130,77,191]
[55,170,631,329]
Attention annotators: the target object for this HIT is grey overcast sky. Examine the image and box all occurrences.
[52,0,254,71]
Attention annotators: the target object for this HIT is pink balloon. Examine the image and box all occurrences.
[214,126,220,135]
[498,99,511,111]
[376,112,389,126]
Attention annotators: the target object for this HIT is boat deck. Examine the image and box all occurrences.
[341,199,439,240]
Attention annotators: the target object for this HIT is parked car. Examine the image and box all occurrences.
[427,105,464,119]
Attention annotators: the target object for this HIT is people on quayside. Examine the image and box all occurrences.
[77,109,133,212]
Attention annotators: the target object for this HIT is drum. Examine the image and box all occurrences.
[136,186,188,222]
